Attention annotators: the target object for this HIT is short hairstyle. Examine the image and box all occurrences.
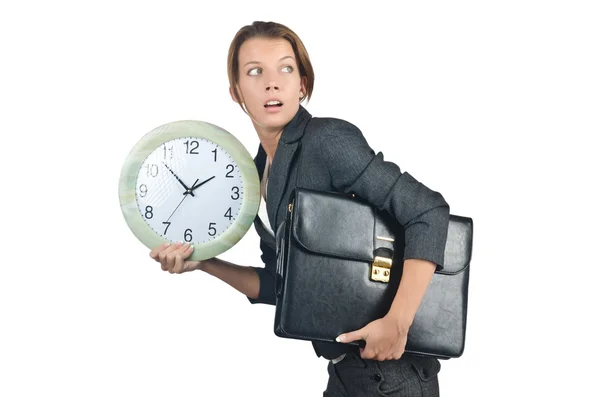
[227,21,315,112]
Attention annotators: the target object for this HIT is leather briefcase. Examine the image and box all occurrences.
[274,187,473,359]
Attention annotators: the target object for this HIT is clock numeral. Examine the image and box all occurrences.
[139,184,148,198]
[225,164,234,178]
[231,186,240,200]
[184,229,193,242]
[184,140,199,154]
[208,223,217,237]
[212,148,217,162]
[224,207,232,220]
[145,164,159,177]
[162,221,171,235]
[163,145,173,160]
[144,205,153,219]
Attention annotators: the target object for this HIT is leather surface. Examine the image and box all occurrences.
[291,190,393,262]
[274,188,473,359]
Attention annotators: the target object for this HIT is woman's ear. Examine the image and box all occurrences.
[300,76,308,98]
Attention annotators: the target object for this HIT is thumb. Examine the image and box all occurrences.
[336,328,366,343]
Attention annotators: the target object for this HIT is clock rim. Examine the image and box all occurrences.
[118,120,260,261]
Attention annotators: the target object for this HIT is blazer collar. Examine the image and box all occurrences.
[253,105,312,166]
[279,105,312,143]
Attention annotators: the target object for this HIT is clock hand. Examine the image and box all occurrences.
[184,175,216,196]
[163,162,195,197]
[166,178,199,222]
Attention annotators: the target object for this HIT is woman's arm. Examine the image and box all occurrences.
[149,240,276,305]
[318,119,450,270]
[200,240,278,305]
[199,257,261,300]
[321,120,451,358]
[319,119,450,339]
[386,258,437,331]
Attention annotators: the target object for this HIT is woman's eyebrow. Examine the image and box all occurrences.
[243,56,295,67]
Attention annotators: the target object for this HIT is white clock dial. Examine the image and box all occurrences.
[135,137,244,244]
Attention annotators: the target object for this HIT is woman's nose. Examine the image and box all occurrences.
[264,70,280,91]
[265,81,279,92]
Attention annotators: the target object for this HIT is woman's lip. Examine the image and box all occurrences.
[264,104,283,113]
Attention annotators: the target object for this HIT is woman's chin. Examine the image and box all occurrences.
[252,108,295,131]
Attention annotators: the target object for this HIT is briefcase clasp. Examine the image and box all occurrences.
[371,256,392,283]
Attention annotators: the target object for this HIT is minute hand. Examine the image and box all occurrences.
[185,176,216,195]
[163,162,195,197]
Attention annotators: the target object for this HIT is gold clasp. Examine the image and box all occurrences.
[371,256,392,283]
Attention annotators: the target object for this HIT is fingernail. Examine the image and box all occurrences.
[189,245,194,250]
[336,336,343,343]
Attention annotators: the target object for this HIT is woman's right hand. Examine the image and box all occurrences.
[149,242,204,274]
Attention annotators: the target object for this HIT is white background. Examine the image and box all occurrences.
[1,1,598,396]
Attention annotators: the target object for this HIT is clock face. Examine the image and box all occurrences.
[135,137,244,244]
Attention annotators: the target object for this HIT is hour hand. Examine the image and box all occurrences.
[186,175,216,195]
[162,162,195,197]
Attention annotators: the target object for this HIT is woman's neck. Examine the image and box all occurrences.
[257,128,283,165]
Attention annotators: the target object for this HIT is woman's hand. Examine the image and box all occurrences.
[336,314,410,361]
[149,242,204,274]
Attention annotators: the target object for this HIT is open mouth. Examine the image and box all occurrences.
[264,100,283,108]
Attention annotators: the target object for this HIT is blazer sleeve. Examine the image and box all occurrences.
[247,239,277,305]
[319,119,450,270]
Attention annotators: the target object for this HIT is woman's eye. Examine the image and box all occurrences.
[282,66,293,73]
[248,68,262,76]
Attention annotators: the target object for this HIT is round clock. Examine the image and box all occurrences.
[118,120,260,261]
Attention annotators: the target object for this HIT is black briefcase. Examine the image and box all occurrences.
[274,187,473,359]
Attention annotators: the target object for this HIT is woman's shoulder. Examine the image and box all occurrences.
[308,115,360,130]
[305,116,364,141]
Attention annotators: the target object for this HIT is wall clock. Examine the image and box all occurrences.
[119,120,260,261]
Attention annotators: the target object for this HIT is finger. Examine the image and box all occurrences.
[158,243,179,270]
[172,243,192,273]
[173,252,185,274]
[178,243,194,261]
[164,242,183,272]
[337,328,366,343]
[361,349,375,360]
[180,245,196,272]
[150,242,170,261]
[392,349,404,360]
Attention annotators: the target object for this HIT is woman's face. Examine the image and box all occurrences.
[232,37,306,134]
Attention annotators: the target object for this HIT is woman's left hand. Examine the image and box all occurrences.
[336,314,410,361]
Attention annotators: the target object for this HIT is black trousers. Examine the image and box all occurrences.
[323,352,441,397]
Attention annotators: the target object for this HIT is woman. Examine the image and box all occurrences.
[150,21,450,397]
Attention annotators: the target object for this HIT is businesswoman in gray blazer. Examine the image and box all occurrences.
[150,21,450,397]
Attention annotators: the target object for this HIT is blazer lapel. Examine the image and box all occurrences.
[252,144,275,247]
[254,143,266,180]
[265,105,313,229]
[266,141,300,229]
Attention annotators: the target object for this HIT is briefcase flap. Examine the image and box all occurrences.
[291,189,381,263]
[290,188,472,274]
[440,216,473,275]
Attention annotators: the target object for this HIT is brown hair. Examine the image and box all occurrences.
[227,21,315,112]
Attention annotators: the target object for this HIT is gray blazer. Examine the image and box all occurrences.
[248,105,450,359]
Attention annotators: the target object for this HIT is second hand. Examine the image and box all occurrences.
[165,178,199,222]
